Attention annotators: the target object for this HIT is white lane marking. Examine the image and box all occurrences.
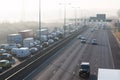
[106,31,115,69]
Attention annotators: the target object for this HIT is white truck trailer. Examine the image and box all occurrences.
[23,38,35,48]
[98,68,120,80]
[11,47,31,58]
[7,34,22,44]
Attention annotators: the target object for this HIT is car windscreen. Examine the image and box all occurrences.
[81,65,89,69]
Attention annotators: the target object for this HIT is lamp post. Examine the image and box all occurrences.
[64,5,66,37]
[75,8,77,29]
[59,3,71,37]
[72,7,78,30]
[39,0,41,44]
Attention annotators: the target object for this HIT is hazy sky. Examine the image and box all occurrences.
[0,0,120,22]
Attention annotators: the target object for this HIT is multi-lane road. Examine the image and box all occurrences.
[24,26,116,80]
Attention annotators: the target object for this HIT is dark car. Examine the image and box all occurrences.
[54,37,59,41]
[0,60,12,68]
[42,42,49,48]
[79,62,90,78]
[29,47,38,54]
[0,53,12,60]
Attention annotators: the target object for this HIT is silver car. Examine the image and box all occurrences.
[81,37,87,43]
[91,39,97,45]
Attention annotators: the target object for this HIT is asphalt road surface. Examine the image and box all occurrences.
[25,27,115,80]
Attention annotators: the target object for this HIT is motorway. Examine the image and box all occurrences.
[25,26,115,80]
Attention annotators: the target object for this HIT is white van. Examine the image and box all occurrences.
[11,47,31,58]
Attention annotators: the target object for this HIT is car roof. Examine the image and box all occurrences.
[0,60,9,62]
[81,37,85,38]
[81,62,90,65]
[92,39,96,40]
[81,37,86,39]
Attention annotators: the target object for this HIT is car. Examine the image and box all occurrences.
[91,29,94,32]
[91,39,97,45]
[0,67,2,73]
[36,45,42,50]
[0,60,12,68]
[0,49,7,54]
[42,42,49,48]
[48,39,54,44]
[54,37,59,41]
[79,62,90,78]
[16,44,22,48]
[0,53,12,60]
[29,47,38,54]
[81,37,87,43]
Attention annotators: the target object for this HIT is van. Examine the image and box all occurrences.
[79,62,90,78]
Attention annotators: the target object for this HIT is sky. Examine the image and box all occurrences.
[0,0,120,22]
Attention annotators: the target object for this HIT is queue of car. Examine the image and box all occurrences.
[0,49,13,72]
[0,28,65,73]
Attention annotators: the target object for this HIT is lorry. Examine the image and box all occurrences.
[19,30,34,39]
[11,47,31,58]
[98,68,120,80]
[36,28,48,39]
[23,38,35,48]
[7,34,22,44]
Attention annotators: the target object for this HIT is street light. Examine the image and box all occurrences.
[39,0,41,44]
[59,3,71,37]
[72,7,79,30]
[74,8,77,28]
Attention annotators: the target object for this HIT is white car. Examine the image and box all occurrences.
[81,37,87,43]
[48,39,54,44]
